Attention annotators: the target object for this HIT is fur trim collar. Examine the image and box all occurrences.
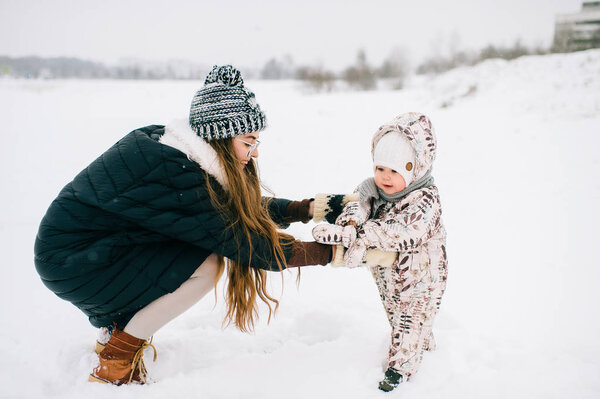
[160,119,229,189]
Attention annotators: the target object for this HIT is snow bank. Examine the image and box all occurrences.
[1,49,598,398]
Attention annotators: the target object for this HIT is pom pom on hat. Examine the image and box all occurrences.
[189,65,266,141]
[204,65,243,87]
[373,132,416,186]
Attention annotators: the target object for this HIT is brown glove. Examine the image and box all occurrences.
[283,198,314,224]
[287,241,332,267]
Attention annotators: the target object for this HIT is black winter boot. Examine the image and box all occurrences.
[378,368,404,392]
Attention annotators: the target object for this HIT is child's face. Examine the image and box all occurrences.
[374,166,406,194]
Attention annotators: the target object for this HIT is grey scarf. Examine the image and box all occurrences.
[357,170,434,214]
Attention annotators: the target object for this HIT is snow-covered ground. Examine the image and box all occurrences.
[1,49,599,399]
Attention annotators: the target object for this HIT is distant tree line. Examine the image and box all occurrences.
[0,56,109,79]
[3,33,598,92]
[416,40,550,75]
[259,38,593,91]
[415,32,600,75]
[260,48,407,92]
[294,35,598,89]
[0,51,408,92]
[0,56,210,80]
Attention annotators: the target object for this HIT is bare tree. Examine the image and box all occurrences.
[343,49,376,90]
[296,65,335,92]
[376,46,408,89]
[260,58,285,80]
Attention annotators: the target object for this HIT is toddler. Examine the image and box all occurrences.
[312,112,448,392]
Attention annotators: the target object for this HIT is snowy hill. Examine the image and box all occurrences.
[1,49,599,399]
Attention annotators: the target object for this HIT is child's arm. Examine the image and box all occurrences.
[355,186,443,252]
[311,199,397,269]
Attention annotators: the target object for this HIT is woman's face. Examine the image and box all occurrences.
[232,132,260,168]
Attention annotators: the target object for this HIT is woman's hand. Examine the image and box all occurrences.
[308,200,314,219]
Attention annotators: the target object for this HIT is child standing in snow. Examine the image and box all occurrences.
[312,112,448,392]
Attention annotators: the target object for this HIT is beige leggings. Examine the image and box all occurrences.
[123,254,219,339]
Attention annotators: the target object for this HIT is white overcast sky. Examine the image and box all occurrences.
[0,0,586,70]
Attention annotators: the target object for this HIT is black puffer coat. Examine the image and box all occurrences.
[34,123,294,328]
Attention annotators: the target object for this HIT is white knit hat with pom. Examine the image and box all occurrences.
[372,131,416,186]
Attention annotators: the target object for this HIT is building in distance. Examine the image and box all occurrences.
[553,1,600,52]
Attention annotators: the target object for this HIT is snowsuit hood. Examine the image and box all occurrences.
[371,112,437,183]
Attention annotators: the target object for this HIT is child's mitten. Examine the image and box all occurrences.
[313,224,357,248]
[341,225,357,248]
[335,201,369,227]
[344,240,368,268]
[312,224,343,245]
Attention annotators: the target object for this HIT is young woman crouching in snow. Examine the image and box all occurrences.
[34,65,338,385]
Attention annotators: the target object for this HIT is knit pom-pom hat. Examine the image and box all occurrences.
[189,65,267,141]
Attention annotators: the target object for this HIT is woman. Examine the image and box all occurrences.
[34,65,335,385]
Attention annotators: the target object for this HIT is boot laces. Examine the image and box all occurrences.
[128,336,157,383]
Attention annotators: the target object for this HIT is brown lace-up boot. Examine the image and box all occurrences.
[89,328,157,385]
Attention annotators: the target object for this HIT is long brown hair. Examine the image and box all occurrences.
[206,138,293,332]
